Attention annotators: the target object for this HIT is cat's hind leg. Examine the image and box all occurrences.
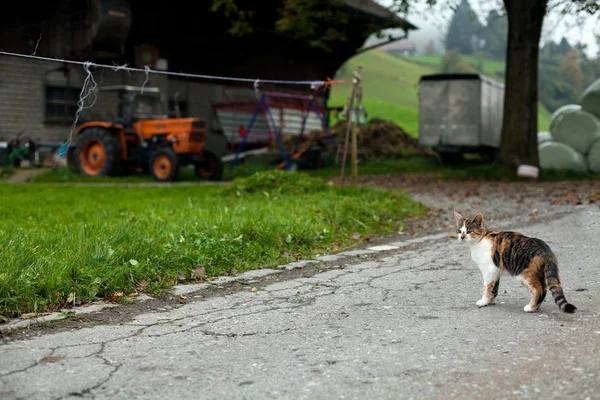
[520,276,544,313]
[520,256,546,313]
[476,265,500,308]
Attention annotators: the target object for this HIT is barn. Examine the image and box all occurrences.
[0,0,417,155]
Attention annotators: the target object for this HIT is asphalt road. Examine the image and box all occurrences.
[1,205,599,400]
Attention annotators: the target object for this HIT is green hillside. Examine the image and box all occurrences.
[327,50,438,137]
[329,49,551,137]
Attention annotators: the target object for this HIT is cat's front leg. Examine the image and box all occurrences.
[476,266,500,308]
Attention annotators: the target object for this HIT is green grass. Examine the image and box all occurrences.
[0,171,425,318]
[537,104,551,132]
[28,159,283,184]
[408,54,506,79]
[328,50,439,109]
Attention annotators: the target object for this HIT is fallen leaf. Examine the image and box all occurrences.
[21,312,38,319]
[136,280,150,292]
[251,287,258,292]
[104,291,124,303]
[179,294,187,300]
[66,292,76,303]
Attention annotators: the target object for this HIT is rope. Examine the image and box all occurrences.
[0,50,327,87]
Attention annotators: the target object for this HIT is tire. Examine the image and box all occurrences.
[438,152,463,166]
[74,127,122,176]
[149,147,179,182]
[194,150,224,181]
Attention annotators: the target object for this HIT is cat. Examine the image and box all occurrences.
[453,211,576,314]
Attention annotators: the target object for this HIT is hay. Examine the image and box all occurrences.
[537,131,552,144]
[587,139,600,174]
[538,141,588,173]
[549,104,581,135]
[272,118,436,158]
[581,78,600,119]
[550,109,600,155]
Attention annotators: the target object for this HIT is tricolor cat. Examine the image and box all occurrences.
[454,211,576,314]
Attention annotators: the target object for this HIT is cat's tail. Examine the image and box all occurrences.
[544,254,577,313]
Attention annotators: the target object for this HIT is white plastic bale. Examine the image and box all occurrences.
[551,109,600,154]
[549,104,581,135]
[581,78,600,119]
[538,141,588,173]
[587,139,600,174]
[537,131,552,144]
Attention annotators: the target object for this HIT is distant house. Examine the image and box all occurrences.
[378,40,417,56]
[0,0,417,150]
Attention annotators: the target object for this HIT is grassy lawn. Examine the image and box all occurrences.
[0,171,426,319]
[329,49,438,109]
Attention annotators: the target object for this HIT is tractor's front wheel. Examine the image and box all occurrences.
[74,127,121,177]
[194,150,224,181]
[149,147,179,182]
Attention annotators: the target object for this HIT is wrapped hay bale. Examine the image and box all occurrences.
[551,109,600,154]
[549,104,581,135]
[581,79,600,119]
[587,139,600,174]
[537,131,552,144]
[538,141,587,173]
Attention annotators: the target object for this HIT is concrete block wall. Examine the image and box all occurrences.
[0,56,169,143]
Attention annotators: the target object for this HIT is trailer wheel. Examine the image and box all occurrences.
[75,127,122,176]
[150,147,180,182]
[438,152,463,166]
[195,150,223,181]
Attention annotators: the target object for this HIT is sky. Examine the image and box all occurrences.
[373,0,600,58]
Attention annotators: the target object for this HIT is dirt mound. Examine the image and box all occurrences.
[269,118,436,158]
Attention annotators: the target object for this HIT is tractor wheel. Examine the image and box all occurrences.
[195,150,224,181]
[74,127,121,177]
[149,147,179,182]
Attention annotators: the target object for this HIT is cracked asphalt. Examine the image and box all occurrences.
[1,204,599,400]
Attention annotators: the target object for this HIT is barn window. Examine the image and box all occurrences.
[45,85,79,123]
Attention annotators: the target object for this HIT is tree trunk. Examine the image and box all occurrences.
[497,0,548,169]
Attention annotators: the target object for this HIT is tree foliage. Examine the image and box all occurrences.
[444,0,483,55]
[210,0,355,52]
[480,9,507,59]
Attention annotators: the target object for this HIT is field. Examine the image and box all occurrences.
[0,48,573,321]
[0,171,426,319]
[328,50,552,136]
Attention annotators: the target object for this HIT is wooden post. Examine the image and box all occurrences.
[351,82,363,185]
[340,66,362,184]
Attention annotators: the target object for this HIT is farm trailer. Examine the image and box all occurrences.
[418,73,504,164]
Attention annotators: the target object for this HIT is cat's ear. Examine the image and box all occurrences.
[454,211,465,225]
[472,213,485,229]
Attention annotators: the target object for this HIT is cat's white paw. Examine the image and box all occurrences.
[476,299,489,307]
[523,304,537,313]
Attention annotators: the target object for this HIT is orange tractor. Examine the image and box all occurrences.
[73,85,223,182]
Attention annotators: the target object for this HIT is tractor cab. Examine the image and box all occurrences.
[99,85,168,127]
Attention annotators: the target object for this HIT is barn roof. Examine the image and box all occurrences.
[341,0,418,31]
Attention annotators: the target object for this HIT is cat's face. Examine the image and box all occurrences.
[454,211,486,243]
